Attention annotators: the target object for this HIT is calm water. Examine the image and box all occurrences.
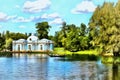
[0,54,119,80]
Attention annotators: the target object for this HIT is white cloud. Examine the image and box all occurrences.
[13,13,61,23]
[19,25,26,29]
[0,25,2,29]
[0,11,62,23]
[41,13,63,25]
[71,0,96,14]
[13,17,32,22]
[7,15,17,20]
[15,5,20,9]
[49,18,63,25]
[0,12,8,21]
[23,0,51,13]
[41,13,60,19]
[30,16,41,21]
[0,12,17,22]
[0,11,62,24]
[13,16,42,22]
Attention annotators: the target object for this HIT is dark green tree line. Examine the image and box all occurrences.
[0,31,27,51]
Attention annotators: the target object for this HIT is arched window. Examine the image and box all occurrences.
[29,38,32,41]
[18,45,20,51]
[40,45,43,50]
[29,45,32,51]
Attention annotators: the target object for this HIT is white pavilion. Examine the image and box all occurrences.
[12,34,54,52]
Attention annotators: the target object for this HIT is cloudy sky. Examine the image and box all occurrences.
[0,0,118,35]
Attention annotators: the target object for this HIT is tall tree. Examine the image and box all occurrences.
[89,1,120,56]
[5,38,13,51]
[6,31,10,39]
[53,31,63,47]
[61,22,68,48]
[61,22,67,38]
[36,22,51,39]
[80,23,87,36]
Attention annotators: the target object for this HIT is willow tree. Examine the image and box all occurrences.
[89,1,120,56]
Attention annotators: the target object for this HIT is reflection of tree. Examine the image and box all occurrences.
[37,58,48,80]
[112,64,118,80]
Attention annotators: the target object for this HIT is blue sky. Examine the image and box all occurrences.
[0,0,118,35]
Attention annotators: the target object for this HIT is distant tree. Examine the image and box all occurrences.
[25,33,28,37]
[53,31,63,47]
[36,22,51,39]
[61,22,67,38]
[65,24,80,51]
[5,38,13,51]
[65,24,89,51]
[28,33,31,37]
[0,31,28,51]
[0,32,5,50]
[80,23,87,36]
[6,31,10,39]
[48,35,54,40]
[0,33,1,37]
[54,22,90,52]
[0,36,5,50]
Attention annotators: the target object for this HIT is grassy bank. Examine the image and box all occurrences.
[52,47,100,61]
[101,56,120,63]
[0,52,12,57]
[53,47,99,55]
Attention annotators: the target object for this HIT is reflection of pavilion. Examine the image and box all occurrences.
[12,34,54,52]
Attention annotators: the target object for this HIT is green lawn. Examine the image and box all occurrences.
[53,47,99,55]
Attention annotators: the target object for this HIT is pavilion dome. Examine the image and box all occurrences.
[39,38,53,43]
[17,39,26,42]
[27,34,38,41]
[15,39,27,44]
[39,38,49,43]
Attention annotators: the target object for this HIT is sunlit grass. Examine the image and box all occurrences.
[53,47,99,55]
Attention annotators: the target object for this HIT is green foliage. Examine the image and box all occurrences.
[54,22,90,52]
[36,22,51,39]
[89,1,120,56]
[5,38,13,51]
[0,31,27,51]
[53,31,63,47]
[0,36,5,50]
[54,47,98,55]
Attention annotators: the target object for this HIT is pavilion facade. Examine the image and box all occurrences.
[12,34,54,52]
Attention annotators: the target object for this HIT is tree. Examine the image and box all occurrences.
[0,36,5,51]
[0,32,5,50]
[6,31,10,39]
[64,24,79,51]
[5,38,13,51]
[80,23,87,36]
[53,31,63,47]
[53,22,84,50]
[36,22,51,39]
[54,23,90,52]
[0,31,28,51]
[89,1,120,56]
[61,22,67,38]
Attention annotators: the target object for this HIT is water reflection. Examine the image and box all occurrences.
[0,54,120,80]
[112,63,120,80]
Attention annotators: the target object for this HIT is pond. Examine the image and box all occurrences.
[0,54,120,80]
